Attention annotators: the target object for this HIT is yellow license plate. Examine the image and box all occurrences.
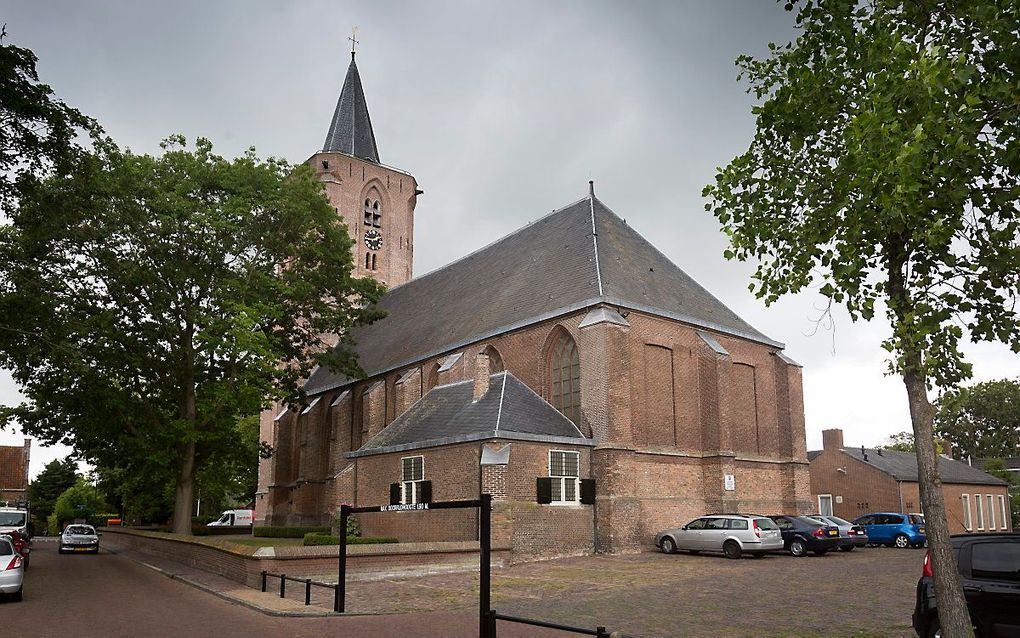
[828,530,837,536]
[74,547,91,552]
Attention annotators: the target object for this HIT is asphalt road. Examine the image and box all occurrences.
[3,540,569,638]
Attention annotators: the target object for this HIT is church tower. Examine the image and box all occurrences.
[307,51,419,288]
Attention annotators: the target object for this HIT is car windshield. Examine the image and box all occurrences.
[910,514,925,525]
[0,512,26,526]
[753,517,778,530]
[65,526,95,536]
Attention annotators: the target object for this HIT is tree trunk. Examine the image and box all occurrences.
[172,439,196,535]
[902,356,972,637]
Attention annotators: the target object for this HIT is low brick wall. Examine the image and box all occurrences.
[103,528,509,588]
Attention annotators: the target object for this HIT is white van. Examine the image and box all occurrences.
[207,509,254,527]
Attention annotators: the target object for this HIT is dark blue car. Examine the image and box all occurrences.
[768,515,841,556]
[853,512,926,548]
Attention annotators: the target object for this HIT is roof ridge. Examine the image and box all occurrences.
[384,194,592,294]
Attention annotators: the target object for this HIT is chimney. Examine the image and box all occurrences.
[822,428,844,451]
[940,440,953,459]
[472,353,490,402]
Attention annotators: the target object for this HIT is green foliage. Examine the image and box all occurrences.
[253,526,331,539]
[879,432,947,454]
[27,457,79,521]
[0,31,100,213]
[704,1,1020,387]
[935,379,1020,459]
[302,533,398,546]
[0,135,385,533]
[52,478,109,527]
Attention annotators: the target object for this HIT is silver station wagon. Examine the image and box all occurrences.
[655,514,784,559]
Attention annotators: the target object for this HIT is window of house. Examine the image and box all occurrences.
[962,494,973,531]
[976,493,985,530]
[400,455,424,504]
[987,495,996,530]
[999,495,1009,530]
[549,450,579,504]
[549,332,580,424]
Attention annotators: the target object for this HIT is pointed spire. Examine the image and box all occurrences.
[322,54,380,163]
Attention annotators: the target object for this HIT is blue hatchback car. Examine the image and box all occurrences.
[853,512,926,548]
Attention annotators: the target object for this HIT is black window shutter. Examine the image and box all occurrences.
[536,477,553,504]
[580,478,596,505]
[419,480,432,504]
[389,482,401,505]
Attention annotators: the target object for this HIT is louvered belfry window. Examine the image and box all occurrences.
[550,332,581,424]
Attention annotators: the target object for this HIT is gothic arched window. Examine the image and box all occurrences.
[548,331,580,424]
[371,200,381,227]
[484,346,504,374]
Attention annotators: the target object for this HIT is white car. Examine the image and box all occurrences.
[0,536,24,601]
[59,524,100,554]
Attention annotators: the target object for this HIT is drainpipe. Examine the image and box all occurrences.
[897,481,904,513]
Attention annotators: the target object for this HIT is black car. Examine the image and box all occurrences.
[913,533,1020,638]
[768,515,841,556]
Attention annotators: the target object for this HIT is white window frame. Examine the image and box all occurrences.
[548,449,580,505]
[975,493,985,531]
[962,494,972,531]
[400,455,424,505]
[998,495,1009,530]
[817,494,833,516]
[987,495,996,531]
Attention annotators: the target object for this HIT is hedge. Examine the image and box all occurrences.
[254,526,331,538]
[303,533,398,546]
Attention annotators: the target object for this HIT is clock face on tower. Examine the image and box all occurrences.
[364,229,383,251]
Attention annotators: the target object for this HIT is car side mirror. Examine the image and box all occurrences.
[681,525,688,531]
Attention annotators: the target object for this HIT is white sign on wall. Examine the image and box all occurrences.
[724,474,736,491]
[835,496,843,504]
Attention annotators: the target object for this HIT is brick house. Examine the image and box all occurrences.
[256,53,812,560]
[0,438,31,504]
[809,429,1011,534]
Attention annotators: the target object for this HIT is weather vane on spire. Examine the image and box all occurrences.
[348,26,359,59]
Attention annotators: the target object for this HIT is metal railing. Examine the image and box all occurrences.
[488,611,613,637]
[260,571,338,608]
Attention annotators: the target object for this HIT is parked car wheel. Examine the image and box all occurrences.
[894,534,910,549]
[839,545,855,552]
[660,537,676,554]
[723,541,742,560]
[789,539,807,557]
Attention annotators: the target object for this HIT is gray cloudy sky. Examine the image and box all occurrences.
[1,1,1016,477]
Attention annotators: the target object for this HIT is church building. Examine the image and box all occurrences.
[255,52,812,560]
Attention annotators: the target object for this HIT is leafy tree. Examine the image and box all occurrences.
[879,431,948,454]
[935,379,1020,459]
[0,136,384,534]
[52,478,108,528]
[0,29,99,214]
[704,2,1019,634]
[27,457,79,522]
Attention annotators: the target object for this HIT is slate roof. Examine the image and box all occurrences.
[348,371,592,457]
[305,194,782,395]
[807,450,822,462]
[322,55,380,163]
[838,447,1007,486]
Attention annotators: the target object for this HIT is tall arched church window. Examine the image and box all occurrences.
[549,332,580,424]
[365,253,371,270]
[371,254,377,270]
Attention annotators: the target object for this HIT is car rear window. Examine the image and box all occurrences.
[754,518,778,530]
[972,542,1020,582]
[827,516,852,526]
[909,514,925,525]
[796,516,823,527]
[66,525,95,535]
[727,519,748,530]
[0,540,12,556]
